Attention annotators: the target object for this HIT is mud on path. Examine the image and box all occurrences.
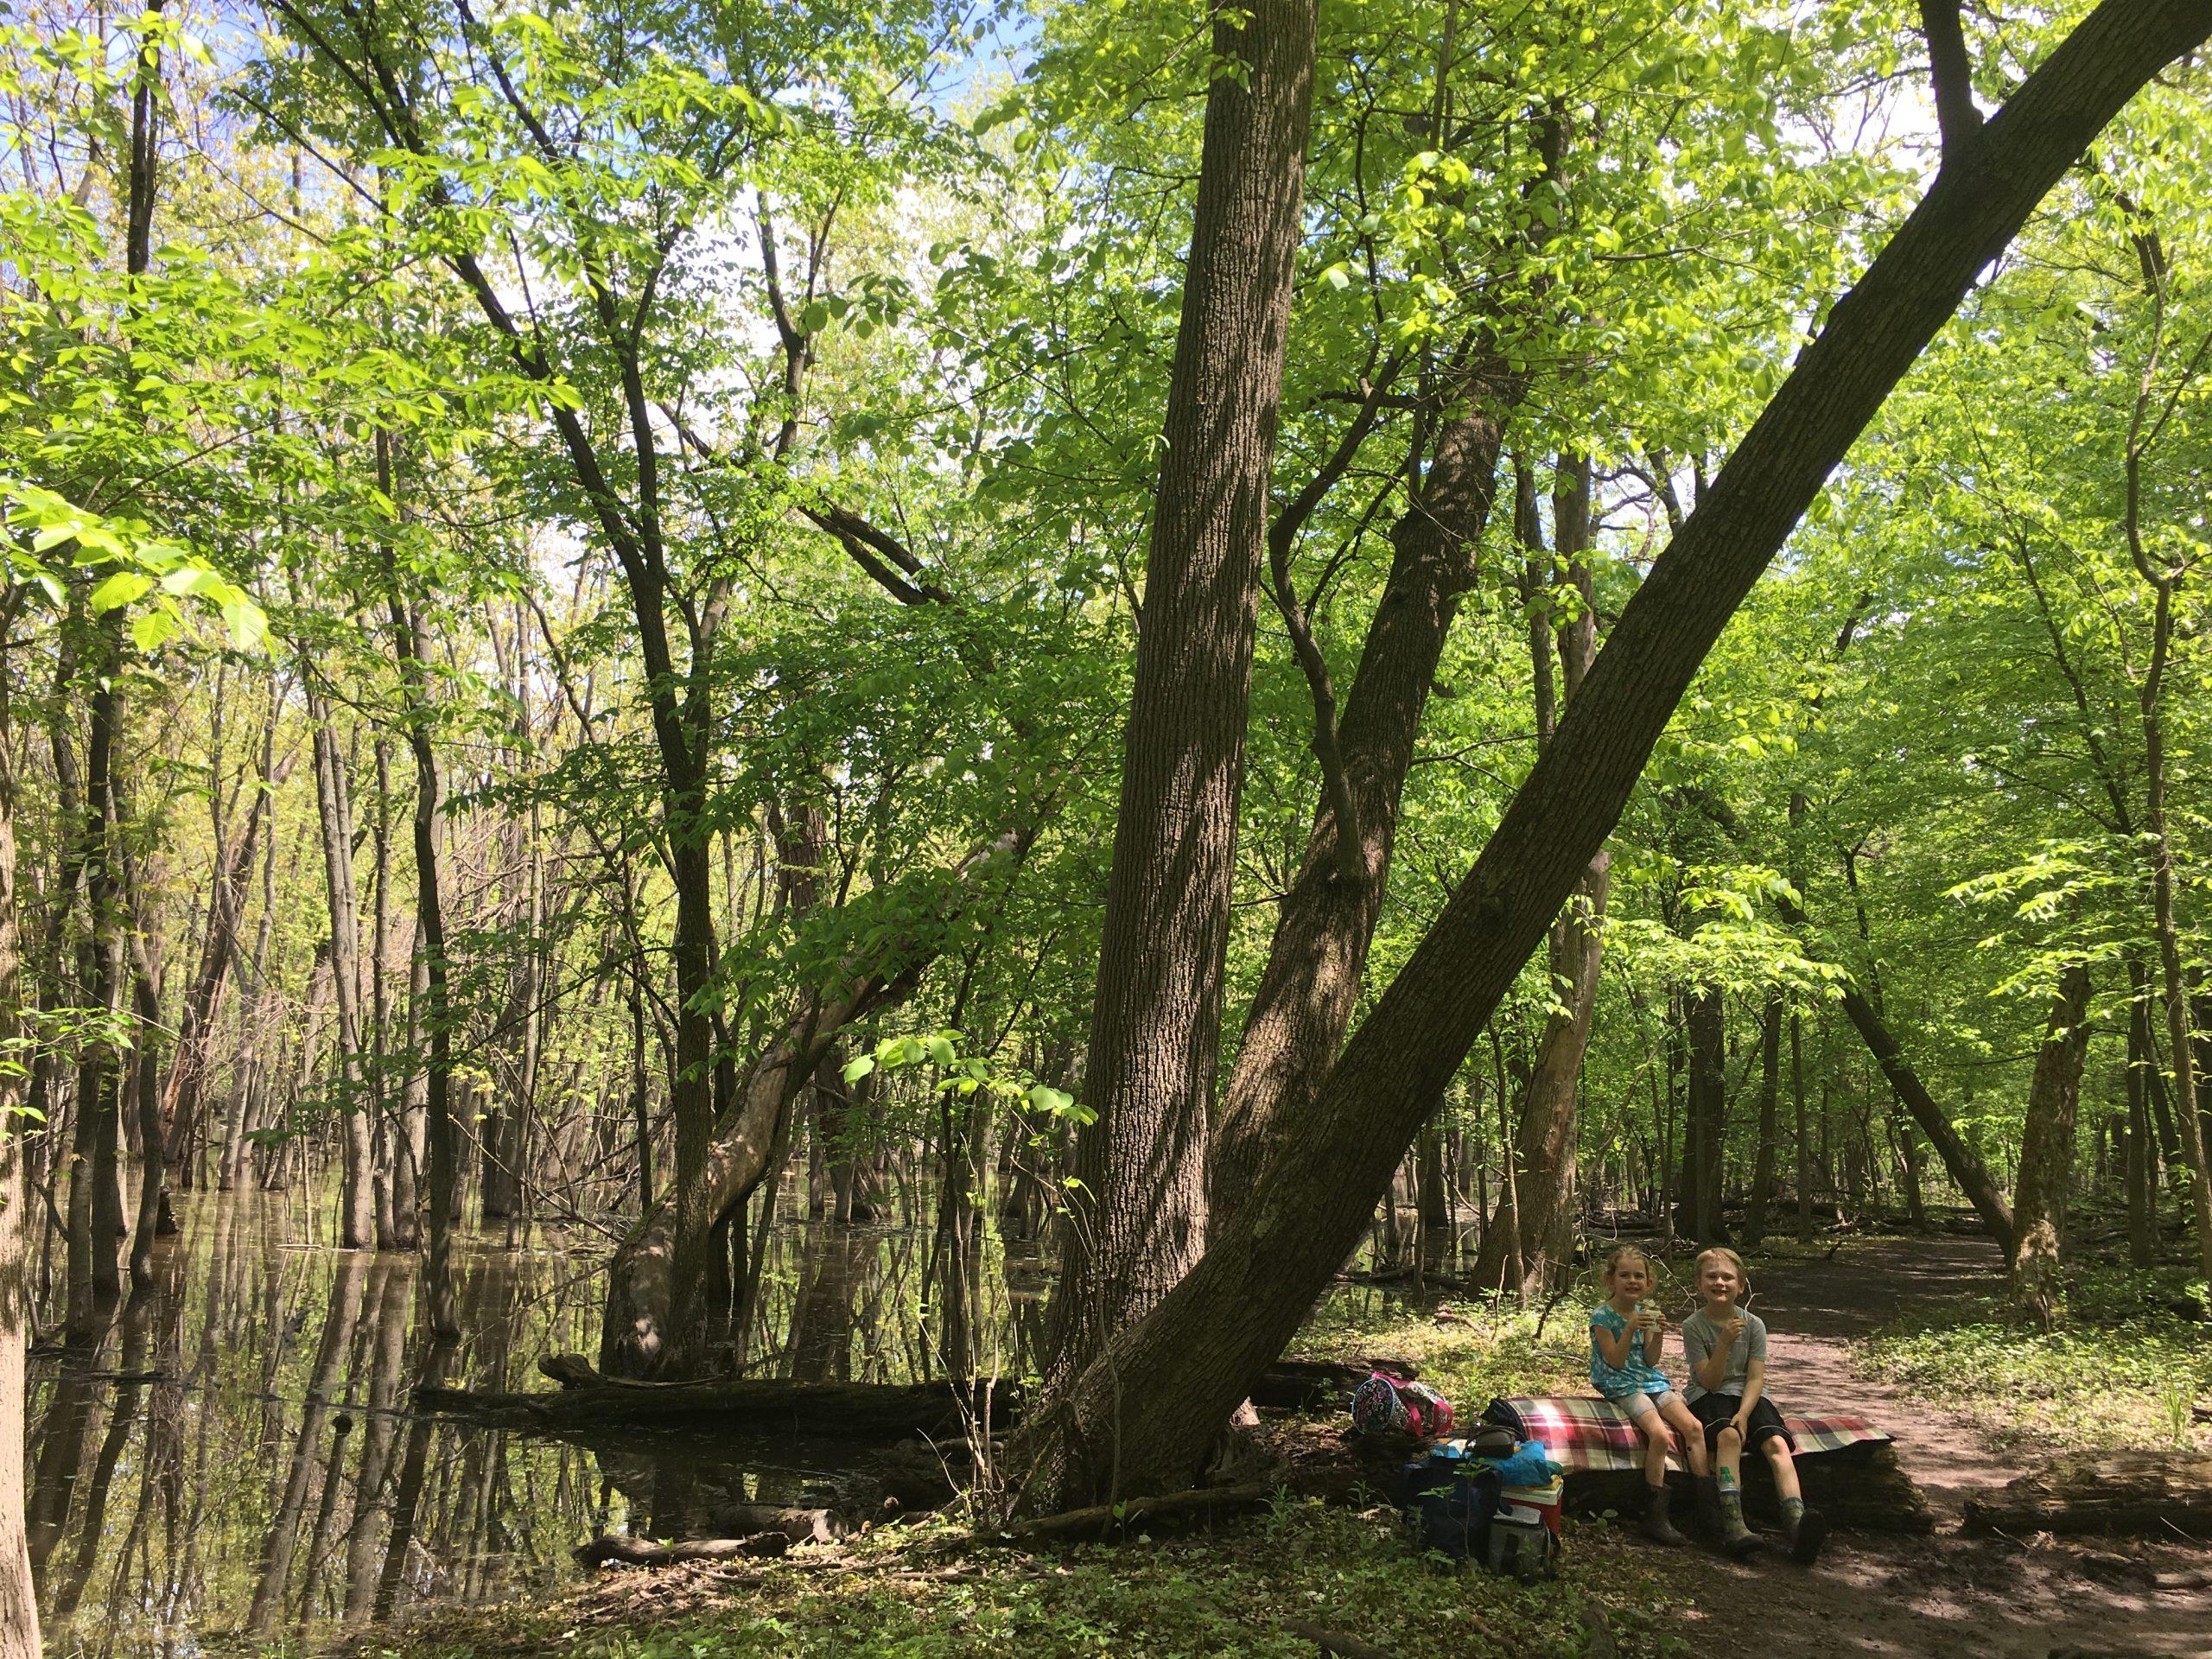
[1594,1235,2211,1659]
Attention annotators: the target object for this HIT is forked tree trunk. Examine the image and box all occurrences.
[2011,959,2093,1313]
[1004,0,2205,1508]
[1473,456,1607,1292]
[1058,0,1319,1378]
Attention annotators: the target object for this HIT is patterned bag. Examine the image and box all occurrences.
[1351,1373,1455,1438]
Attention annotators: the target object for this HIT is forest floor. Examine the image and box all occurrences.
[349,1234,2212,1659]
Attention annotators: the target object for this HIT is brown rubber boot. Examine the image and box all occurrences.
[1640,1483,1687,1547]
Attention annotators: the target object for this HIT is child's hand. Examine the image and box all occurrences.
[1719,1315,1745,1344]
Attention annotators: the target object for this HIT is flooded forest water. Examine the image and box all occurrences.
[25,1185,1056,1656]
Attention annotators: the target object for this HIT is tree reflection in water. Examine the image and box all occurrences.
[24,1185,1043,1655]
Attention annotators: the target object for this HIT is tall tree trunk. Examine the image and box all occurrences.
[71,615,129,1320]
[308,694,376,1249]
[2125,975,2156,1266]
[378,433,458,1335]
[2011,959,2094,1315]
[1792,1010,1814,1242]
[128,963,162,1287]
[1744,991,1783,1244]
[1682,985,1727,1241]
[0,656,42,1659]
[1001,0,2202,1506]
[2137,568,2212,1281]
[1058,0,1319,1384]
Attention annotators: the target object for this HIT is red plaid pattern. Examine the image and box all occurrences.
[1487,1395,1891,1473]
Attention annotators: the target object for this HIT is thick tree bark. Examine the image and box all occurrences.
[2010,959,2093,1313]
[1792,1012,1815,1241]
[1058,0,1319,1375]
[70,617,129,1320]
[0,683,41,1659]
[1005,0,2205,1508]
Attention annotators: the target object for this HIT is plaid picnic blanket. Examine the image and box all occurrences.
[1484,1395,1891,1473]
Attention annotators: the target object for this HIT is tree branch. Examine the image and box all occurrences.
[1921,0,1984,157]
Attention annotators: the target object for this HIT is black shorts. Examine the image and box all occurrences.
[1689,1392,1795,1457]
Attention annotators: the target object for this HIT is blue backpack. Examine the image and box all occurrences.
[1398,1447,1502,1564]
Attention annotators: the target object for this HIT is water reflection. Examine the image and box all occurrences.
[25,1187,1044,1656]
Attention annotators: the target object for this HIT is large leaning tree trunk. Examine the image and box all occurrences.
[1003,0,2212,1510]
[1053,0,1319,1377]
[1771,885,2017,1252]
[2010,958,2094,1315]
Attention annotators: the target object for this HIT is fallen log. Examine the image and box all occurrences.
[414,1369,1025,1439]
[574,1532,792,1567]
[1961,1452,2212,1540]
[414,1355,1408,1436]
[705,1504,847,1545]
[1548,1445,1931,1535]
[975,1484,1271,1546]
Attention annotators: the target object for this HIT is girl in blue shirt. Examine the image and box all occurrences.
[1590,1245,1710,1545]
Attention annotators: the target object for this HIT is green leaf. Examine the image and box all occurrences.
[88,571,151,613]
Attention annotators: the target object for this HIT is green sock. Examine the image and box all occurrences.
[1781,1496,1805,1524]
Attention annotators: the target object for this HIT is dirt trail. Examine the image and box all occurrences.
[1611,1236,2212,1659]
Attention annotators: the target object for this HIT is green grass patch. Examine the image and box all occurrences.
[1860,1263,2212,1455]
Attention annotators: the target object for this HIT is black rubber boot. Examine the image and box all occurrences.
[1640,1483,1687,1547]
[1694,1476,1726,1539]
[1785,1506,1829,1566]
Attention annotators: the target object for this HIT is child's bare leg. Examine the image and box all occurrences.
[1715,1423,1744,1485]
[1764,1437,1826,1560]
[1638,1409,1672,1485]
[1764,1438,1802,1503]
[1657,1395,1711,1477]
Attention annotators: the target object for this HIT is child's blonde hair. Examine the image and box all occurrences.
[1602,1243,1656,1284]
[1694,1246,1751,1294]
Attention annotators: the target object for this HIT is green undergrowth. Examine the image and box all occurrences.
[1298,1287,1596,1411]
[346,1500,1688,1659]
[1860,1261,2212,1455]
